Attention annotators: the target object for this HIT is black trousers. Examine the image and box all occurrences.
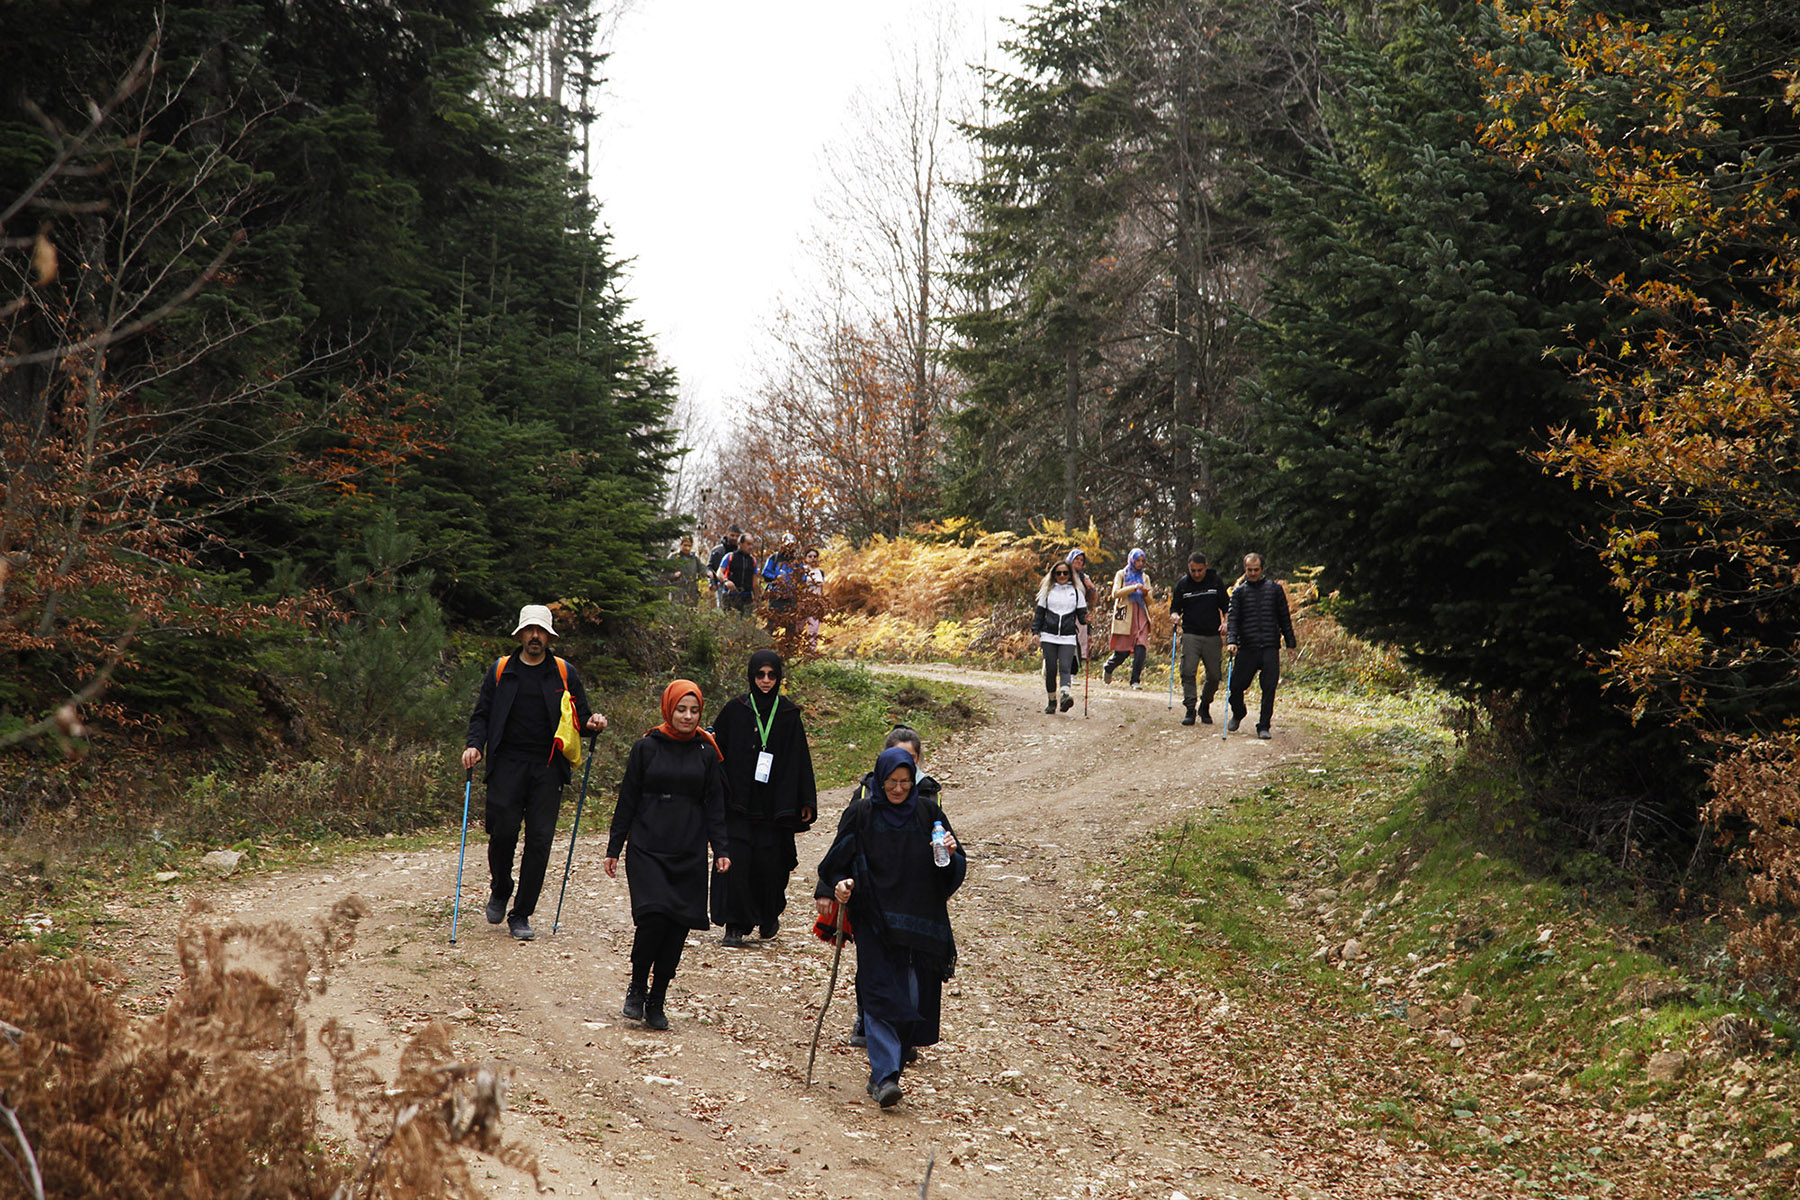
[1105,645,1147,684]
[1228,645,1282,730]
[711,816,795,933]
[630,913,688,997]
[484,756,563,918]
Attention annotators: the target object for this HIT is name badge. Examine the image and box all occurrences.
[754,751,774,783]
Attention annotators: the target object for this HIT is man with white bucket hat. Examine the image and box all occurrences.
[463,604,608,940]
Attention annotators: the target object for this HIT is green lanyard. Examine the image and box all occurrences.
[752,689,779,750]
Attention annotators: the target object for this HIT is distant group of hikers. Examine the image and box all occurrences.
[663,524,827,649]
[1032,548,1298,737]
[462,607,961,1109]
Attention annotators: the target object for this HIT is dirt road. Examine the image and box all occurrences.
[108,666,1382,1199]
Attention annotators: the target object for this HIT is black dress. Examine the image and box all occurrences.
[710,691,817,932]
[607,731,729,929]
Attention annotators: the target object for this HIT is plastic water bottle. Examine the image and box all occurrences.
[931,821,950,868]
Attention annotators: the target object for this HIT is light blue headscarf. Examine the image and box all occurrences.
[1122,548,1148,608]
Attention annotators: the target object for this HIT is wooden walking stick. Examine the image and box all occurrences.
[806,905,849,1087]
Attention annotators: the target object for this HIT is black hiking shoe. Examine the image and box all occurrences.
[758,922,778,939]
[868,1076,902,1108]
[1199,705,1213,725]
[506,913,535,941]
[1181,703,1196,726]
[721,929,747,948]
[621,984,645,1021]
[1227,714,1242,732]
[644,1000,670,1031]
[1257,727,1272,739]
[1059,688,1074,712]
[1044,697,1057,714]
[847,1027,867,1048]
[485,891,507,924]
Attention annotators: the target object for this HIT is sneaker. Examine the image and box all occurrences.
[1257,727,1272,739]
[506,913,535,941]
[758,922,778,940]
[1059,688,1074,712]
[644,1001,669,1031]
[1130,682,1143,690]
[621,985,645,1021]
[1227,715,1242,732]
[1181,704,1196,726]
[1044,698,1057,714]
[484,891,507,925]
[868,1077,902,1108]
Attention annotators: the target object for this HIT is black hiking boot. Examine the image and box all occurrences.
[644,984,670,1031]
[485,888,508,925]
[1044,697,1057,714]
[1181,702,1196,726]
[1059,688,1074,712]
[621,983,646,1021]
[1199,704,1213,724]
[507,913,535,941]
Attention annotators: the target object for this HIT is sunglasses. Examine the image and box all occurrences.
[755,668,778,679]
[1053,570,1071,577]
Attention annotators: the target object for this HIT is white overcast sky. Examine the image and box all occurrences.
[589,0,1034,430]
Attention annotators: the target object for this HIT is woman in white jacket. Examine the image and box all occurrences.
[1031,561,1088,714]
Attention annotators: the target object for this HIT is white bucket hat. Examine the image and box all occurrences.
[511,604,557,637]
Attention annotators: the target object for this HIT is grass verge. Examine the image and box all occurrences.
[1088,713,1799,1199]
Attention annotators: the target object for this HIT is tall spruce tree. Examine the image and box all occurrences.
[1246,2,1628,702]
[947,0,1133,530]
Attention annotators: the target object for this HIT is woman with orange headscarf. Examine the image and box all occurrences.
[604,680,731,1031]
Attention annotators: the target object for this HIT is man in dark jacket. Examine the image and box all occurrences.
[1170,551,1230,726]
[706,524,741,610]
[1224,555,1299,739]
[462,604,608,940]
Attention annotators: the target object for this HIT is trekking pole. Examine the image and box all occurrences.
[807,912,849,1087]
[1167,627,1177,709]
[1082,631,1091,717]
[552,731,600,935]
[1221,649,1234,741]
[450,766,472,945]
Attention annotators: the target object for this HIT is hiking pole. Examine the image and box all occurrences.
[806,912,849,1087]
[1221,649,1234,741]
[1167,627,1177,709]
[552,731,600,935]
[450,766,472,945]
[1082,634,1091,717]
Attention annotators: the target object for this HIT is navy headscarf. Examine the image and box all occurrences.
[870,744,919,828]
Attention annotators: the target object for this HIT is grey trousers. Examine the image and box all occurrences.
[1180,632,1222,707]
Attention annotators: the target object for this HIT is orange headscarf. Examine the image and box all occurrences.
[651,679,722,760]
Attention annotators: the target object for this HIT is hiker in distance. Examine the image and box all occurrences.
[817,745,966,1109]
[1225,553,1299,739]
[715,531,758,615]
[1170,551,1229,726]
[604,680,731,1031]
[1032,558,1087,714]
[1064,548,1098,663]
[707,523,741,610]
[711,649,818,945]
[1103,548,1154,688]
[843,726,941,1049]
[461,604,608,941]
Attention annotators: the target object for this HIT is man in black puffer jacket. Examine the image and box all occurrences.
[1224,554,1298,739]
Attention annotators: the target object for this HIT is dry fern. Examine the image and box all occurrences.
[0,897,537,1200]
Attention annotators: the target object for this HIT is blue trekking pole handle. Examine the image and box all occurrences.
[552,731,600,935]
[451,766,472,945]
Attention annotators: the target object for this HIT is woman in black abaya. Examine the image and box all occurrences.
[710,649,817,945]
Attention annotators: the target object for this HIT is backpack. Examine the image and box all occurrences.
[495,655,581,766]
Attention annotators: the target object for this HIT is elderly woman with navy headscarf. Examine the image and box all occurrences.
[1103,547,1154,687]
[816,745,965,1109]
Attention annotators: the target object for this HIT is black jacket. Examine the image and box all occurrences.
[707,536,734,577]
[1226,577,1297,650]
[606,731,729,929]
[464,653,594,785]
[814,796,965,958]
[1171,569,1229,636]
[713,692,818,828]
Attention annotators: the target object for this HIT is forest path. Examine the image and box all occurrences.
[103,665,1465,1200]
